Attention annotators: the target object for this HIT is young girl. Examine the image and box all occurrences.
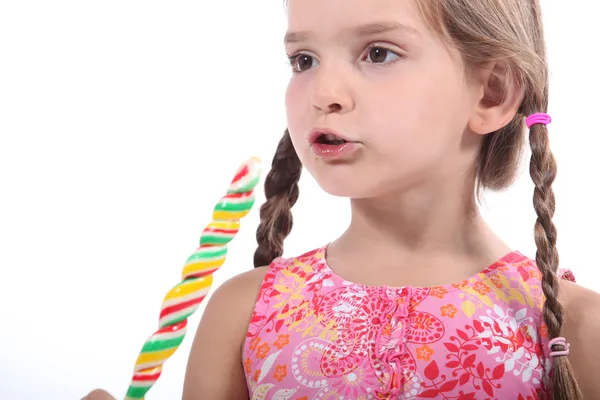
[86,0,599,399]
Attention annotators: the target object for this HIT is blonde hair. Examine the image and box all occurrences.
[257,2,581,398]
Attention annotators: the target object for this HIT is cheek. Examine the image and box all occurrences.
[370,70,468,146]
[285,79,306,122]
[285,78,311,145]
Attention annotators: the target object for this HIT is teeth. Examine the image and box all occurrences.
[323,133,339,141]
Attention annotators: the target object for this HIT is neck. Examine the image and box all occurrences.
[336,179,509,263]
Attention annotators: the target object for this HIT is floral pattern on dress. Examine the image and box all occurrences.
[243,246,575,399]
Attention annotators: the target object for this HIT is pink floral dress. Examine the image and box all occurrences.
[243,245,574,399]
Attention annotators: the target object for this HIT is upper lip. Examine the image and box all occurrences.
[307,127,355,144]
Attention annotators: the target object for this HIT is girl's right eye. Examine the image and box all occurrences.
[287,54,318,73]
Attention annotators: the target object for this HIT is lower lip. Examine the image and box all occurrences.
[310,142,360,160]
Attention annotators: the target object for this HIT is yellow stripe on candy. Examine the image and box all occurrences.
[212,210,252,221]
[135,348,178,367]
[162,277,213,303]
[181,260,223,279]
[205,221,240,230]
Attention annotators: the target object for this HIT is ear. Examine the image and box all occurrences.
[468,60,524,135]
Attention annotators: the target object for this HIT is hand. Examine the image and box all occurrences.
[82,389,116,400]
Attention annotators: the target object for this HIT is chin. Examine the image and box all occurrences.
[308,166,384,199]
[318,184,365,199]
[298,147,405,199]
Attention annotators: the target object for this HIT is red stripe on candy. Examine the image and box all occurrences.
[231,165,249,184]
[154,320,187,334]
[133,371,162,381]
[184,268,218,279]
[222,191,253,200]
[201,228,237,235]
[159,296,206,320]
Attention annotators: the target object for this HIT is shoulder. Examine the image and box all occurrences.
[221,265,270,291]
[558,279,600,328]
[190,265,271,349]
[558,279,600,331]
[558,277,600,306]
[558,280,600,397]
[208,266,270,318]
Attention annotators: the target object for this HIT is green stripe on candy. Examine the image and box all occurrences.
[185,247,227,264]
[213,198,255,213]
[140,336,185,353]
[126,385,152,399]
[200,234,234,246]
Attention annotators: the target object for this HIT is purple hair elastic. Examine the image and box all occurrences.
[549,337,570,357]
[526,112,552,129]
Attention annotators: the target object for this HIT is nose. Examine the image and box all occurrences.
[311,63,355,114]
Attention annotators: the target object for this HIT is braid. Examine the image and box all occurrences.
[253,129,302,268]
[528,122,582,399]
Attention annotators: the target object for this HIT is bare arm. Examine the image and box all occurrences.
[559,280,600,398]
[182,266,268,400]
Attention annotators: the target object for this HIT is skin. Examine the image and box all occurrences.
[84,0,600,398]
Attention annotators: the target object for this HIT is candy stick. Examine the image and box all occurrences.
[124,157,262,400]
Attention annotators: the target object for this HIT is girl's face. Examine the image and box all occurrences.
[284,0,484,199]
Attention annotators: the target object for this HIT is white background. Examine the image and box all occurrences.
[1,1,598,399]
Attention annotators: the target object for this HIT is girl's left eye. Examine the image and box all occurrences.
[364,45,402,64]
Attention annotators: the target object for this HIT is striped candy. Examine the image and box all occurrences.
[125,157,262,399]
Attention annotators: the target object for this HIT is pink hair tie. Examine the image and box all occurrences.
[549,337,570,357]
[526,112,552,129]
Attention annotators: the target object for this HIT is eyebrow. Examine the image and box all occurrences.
[284,21,420,45]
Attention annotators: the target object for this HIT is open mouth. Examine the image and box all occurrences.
[314,133,348,145]
[309,130,359,159]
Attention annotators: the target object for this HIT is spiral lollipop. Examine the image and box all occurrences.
[124,157,262,400]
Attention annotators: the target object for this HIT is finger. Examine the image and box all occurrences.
[82,389,115,400]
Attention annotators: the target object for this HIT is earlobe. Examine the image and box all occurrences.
[468,61,524,135]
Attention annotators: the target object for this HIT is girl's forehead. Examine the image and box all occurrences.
[286,0,424,28]
[284,0,429,44]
